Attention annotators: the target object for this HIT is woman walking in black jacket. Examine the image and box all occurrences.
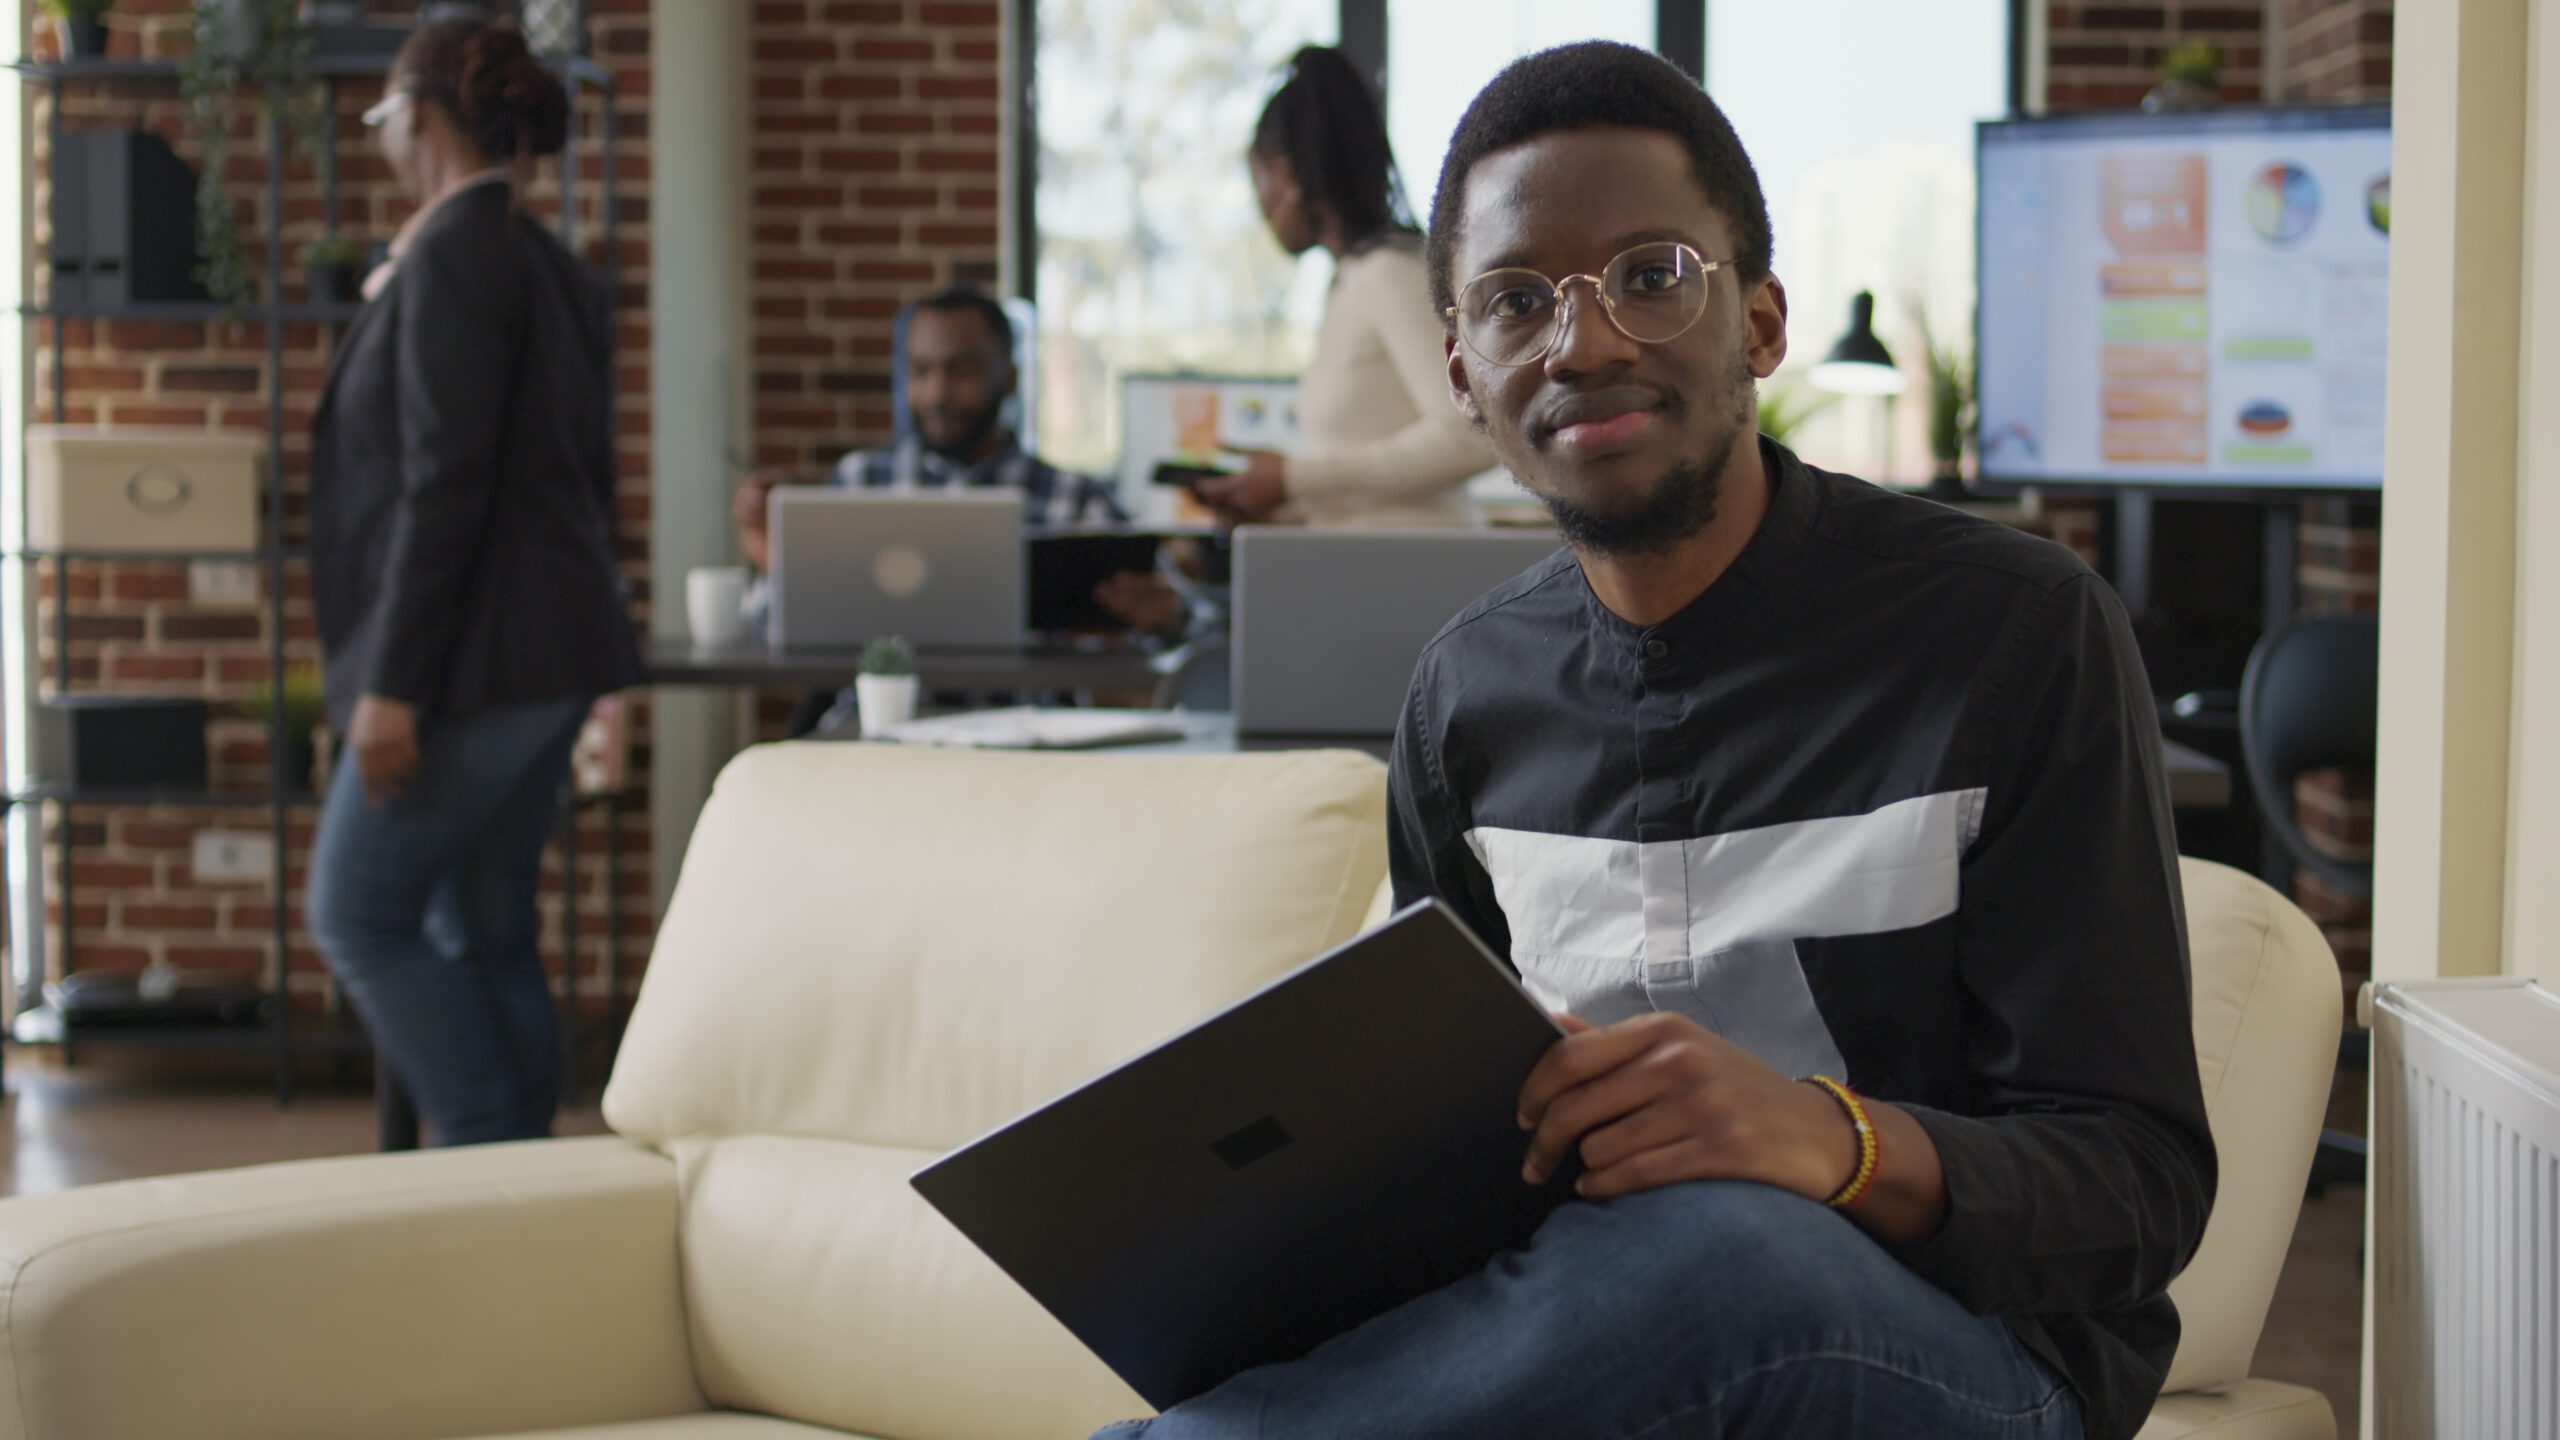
[307,18,642,1145]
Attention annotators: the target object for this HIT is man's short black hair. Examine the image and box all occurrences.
[909,285,1014,365]
[1425,41,1773,317]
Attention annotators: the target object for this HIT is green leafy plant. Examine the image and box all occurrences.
[180,0,327,310]
[2161,41,2222,91]
[38,0,116,20]
[1755,379,1835,447]
[296,234,368,268]
[1917,315,1975,469]
[240,668,326,740]
[861,635,917,678]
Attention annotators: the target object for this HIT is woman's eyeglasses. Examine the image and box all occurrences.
[1446,241,1728,368]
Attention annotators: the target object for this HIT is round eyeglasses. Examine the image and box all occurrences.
[1446,241,1728,368]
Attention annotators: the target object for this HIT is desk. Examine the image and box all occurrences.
[913,714,2233,811]
[647,639,1163,697]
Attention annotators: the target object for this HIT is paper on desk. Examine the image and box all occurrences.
[875,706,1189,751]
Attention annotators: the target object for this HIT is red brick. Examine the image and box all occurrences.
[916,150,996,174]
[852,39,935,62]
[854,112,937,136]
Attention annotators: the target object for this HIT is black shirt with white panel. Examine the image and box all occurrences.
[1389,438,2216,1440]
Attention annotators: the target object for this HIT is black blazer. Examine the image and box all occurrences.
[310,180,643,733]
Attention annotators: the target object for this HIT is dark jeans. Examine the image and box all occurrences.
[1095,1181,2086,1440]
[308,697,588,1147]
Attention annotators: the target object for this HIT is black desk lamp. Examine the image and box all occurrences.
[1810,292,1905,396]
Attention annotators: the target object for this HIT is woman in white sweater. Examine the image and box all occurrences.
[1195,47,1494,530]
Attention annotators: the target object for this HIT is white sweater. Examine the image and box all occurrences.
[1284,241,1496,529]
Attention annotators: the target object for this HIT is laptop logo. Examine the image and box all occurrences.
[1211,1115,1294,1171]
[873,544,929,598]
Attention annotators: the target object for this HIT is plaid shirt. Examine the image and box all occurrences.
[832,433,1125,525]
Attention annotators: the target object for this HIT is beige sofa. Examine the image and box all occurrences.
[0,744,2340,1439]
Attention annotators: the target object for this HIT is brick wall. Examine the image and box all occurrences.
[22,0,655,1031]
[748,0,1002,474]
[2045,1,2269,110]
[743,0,1004,736]
[2271,0,2393,101]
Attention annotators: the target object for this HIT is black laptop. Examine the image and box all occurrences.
[910,901,1579,1411]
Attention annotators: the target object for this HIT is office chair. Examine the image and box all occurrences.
[2239,613,2378,900]
[2238,611,2379,1195]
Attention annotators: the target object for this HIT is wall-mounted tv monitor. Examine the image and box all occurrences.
[1976,104,2390,494]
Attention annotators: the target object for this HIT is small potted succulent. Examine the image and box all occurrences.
[242,668,328,792]
[298,234,371,307]
[856,635,920,738]
[40,0,116,59]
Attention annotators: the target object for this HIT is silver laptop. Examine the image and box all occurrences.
[1234,528,1564,737]
[767,489,1023,651]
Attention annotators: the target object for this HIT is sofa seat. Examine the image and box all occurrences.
[2133,1378,2337,1439]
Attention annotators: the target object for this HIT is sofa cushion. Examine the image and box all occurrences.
[673,1135,1146,1440]
[2161,859,2343,1395]
[477,1418,861,1439]
[606,744,1389,1152]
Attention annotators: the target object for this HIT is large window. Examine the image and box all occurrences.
[1385,0,1656,220]
[1708,1,2010,481]
[1031,0,1338,477]
[1026,2,2015,484]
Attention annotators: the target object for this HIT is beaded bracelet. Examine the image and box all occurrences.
[1802,1074,1880,1209]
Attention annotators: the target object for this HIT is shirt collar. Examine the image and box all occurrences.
[1576,434,1823,653]
[909,430,1028,484]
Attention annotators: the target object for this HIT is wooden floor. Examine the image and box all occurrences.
[0,1050,2364,1434]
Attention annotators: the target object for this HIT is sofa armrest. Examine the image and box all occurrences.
[0,1136,706,1440]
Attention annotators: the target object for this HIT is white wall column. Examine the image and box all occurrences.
[2370,0,2531,985]
[647,0,752,915]
[2504,0,2560,991]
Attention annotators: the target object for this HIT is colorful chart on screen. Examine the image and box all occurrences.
[1976,106,2389,491]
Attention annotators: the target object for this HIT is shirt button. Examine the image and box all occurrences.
[1643,637,1670,661]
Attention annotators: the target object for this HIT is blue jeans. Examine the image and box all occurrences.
[1095,1181,2085,1440]
[308,697,588,1147]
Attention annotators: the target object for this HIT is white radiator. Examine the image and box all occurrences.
[2368,979,2560,1439]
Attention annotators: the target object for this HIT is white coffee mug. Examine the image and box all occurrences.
[687,566,751,650]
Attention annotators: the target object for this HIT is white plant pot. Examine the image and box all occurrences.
[856,674,919,737]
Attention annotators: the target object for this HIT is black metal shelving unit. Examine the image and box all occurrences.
[6,38,621,1103]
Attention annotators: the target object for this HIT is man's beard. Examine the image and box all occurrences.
[917,402,1005,462]
[1533,366,1757,558]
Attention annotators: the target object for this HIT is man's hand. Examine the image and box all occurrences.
[733,468,792,572]
[1519,1011,1852,1203]
[1518,1010,1949,1242]
[1094,571,1187,637]
[1192,449,1288,526]
[347,694,422,807]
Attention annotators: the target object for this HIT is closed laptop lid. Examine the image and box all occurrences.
[1233,528,1564,737]
[767,489,1024,651]
[911,901,1576,1411]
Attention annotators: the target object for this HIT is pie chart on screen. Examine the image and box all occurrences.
[2238,401,2292,436]
[2245,163,2322,245]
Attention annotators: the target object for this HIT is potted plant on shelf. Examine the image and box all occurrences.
[2145,41,2222,113]
[180,0,326,310]
[242,668,328,793]
[856,635,920,738]
[298,234,370,307]
[39,0,115,60]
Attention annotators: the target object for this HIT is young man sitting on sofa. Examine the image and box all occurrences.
[1095,42,2215,1440]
